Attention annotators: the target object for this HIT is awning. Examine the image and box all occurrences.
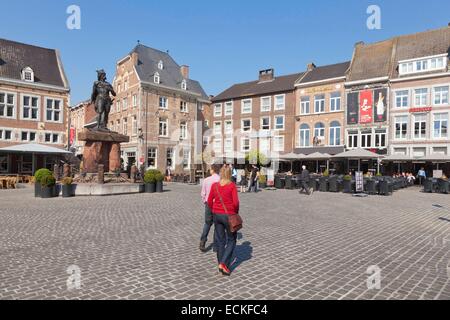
[419,154,450,162]
[280,152,306,161]
[0,143,72,154]
[383,154,414,162]
[332,148,382,160]
[304,152,331,160]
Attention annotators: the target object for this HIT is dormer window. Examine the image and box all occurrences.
[158,60,164,70]
[181,79,187,90]
[154,72,160,84]
[399,54,447,75]
[22,67,34,82]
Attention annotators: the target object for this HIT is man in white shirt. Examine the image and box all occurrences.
[200,164,221,252]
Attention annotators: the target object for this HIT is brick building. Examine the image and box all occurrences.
[109,44,210,174]
[0,39,70,174]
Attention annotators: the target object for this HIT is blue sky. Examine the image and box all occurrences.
[1,0,450,103]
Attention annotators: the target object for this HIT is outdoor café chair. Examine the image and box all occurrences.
[437,179,449,194]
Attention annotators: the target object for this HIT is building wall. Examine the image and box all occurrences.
[390,75,450,157]
[294,80,346,148]
[0,82,69,149]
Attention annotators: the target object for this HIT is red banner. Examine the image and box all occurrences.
[69,127,75,145]
[359,90,373,124]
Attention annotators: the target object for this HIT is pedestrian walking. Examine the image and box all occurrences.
[207,165,240,276]
[231,164,238,184]
[248,165,259,193]
[199,164,221,252]
[417,167,426,185]
[299,165,313,195]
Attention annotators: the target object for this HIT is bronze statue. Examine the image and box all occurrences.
[91,69,116,131]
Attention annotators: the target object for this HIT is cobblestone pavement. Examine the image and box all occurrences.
[1,184,450,300]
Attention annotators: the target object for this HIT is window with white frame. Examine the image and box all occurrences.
[433,113,448,138]
[374,129,387,148]
[329,121,341,146]
[182,148,190,169]
[158,60,164,70]
[124,80,128,91]
[45,98,62,122]
[116,100,121,112]
[154,72,160,84]
[180,101,188,113]
[180,122,187,140]
[241,137,250,152]
[159,96,168,109]
[395,116,408,139]
[159,118,168,137]
[214,104,222,117]
[132,94,137,107]
[224,101,233,116]
[274,95,285,111]
[414,114,427,139]
[347,130,358,148]
[395,90,409,108]
[261,117,270,131]
[300,96,310,114]
[45,132,59,144]
[314,95,325,113]
[132,116,137,136]
[123,118,128,136]
[0,92,15,118]
[314,122,325,139]
[116,120,121,133]
[21,131,36,142]
[241,99,252,114]
[260,96,271,112]
[414,88,428,107]
[213,121,222,136]
[147,147,157,168]
[22,95,39,120]
[399,55,447,75]
[224,137,233,153]
[20,154,33,173]
[166,147,174,169]
[274,115,284,130]
[360,130,372,148]
[259,138,270,153]
[273,136,284,152]
[241,119,251,132]
[22,67,34,82]
[123,97,128,110]
[433,86,449,105]
[299,124,310,147]
[224,120,233,134]
[213,139,222,153]
[330,92,341,112]
[181,80,187,90]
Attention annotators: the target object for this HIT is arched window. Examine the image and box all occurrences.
[181,79,187,90]
[299,124,310,147]
[154,72,160,84]
[158,60,164,70]
[22,67,34,82]
[314,122,325,139]
[329,121,341,146]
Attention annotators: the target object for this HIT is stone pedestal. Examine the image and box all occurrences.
[78,129,129,173]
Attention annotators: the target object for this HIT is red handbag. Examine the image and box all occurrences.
[215,184,243,233]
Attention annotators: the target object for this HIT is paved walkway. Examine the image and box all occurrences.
[1,184,450,300]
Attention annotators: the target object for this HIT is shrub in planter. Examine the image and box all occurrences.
[343,175,352,193]
[34,168,52,197]
[40,174,56,198]
[155,171,164,193]
[144,170,157,193]
[61,177,75,198]
[258,175,267,189]
[323,169,330,177]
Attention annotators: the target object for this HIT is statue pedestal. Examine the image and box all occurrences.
[78,129,129,173]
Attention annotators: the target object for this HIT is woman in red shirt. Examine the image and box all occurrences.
[207,165,240,276]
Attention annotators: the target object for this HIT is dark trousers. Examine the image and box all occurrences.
[300,181,310,194]
[248,179,257,192]
[213,213,237,267]
[200,204,214,243]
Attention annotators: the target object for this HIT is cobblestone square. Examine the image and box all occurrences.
[1,184,450,300]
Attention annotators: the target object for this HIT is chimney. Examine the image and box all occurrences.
[259,68,274,82]
[181,65,189,79]
[355,41,365,47]
[307,62,316,71]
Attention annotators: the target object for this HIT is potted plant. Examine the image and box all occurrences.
[40,174,56,198]
[343,175,352,193]
[144,170,156,193]
[258,174,267,189]
[33,168,52,197]
[61,177,75,198]
[155,170,164,193]
[323,169,330,177]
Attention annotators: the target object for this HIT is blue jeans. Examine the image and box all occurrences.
[200,204,214,243]
[213,213,237,267]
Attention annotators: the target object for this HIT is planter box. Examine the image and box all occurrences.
[319,178,328,192]
[156,181,163,193]
[41,186,56,198]
[145,183,156,193]
[259,182,267,189]
[62,184,75,198]
[34,183,41,197]
[343,180,352,193]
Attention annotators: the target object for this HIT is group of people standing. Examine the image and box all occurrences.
[200,164,241,276]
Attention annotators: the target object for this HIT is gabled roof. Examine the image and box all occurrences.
[131,44,208,100]
[0,38,68,88]
[296,61,350,85]
[212,72,304,102]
